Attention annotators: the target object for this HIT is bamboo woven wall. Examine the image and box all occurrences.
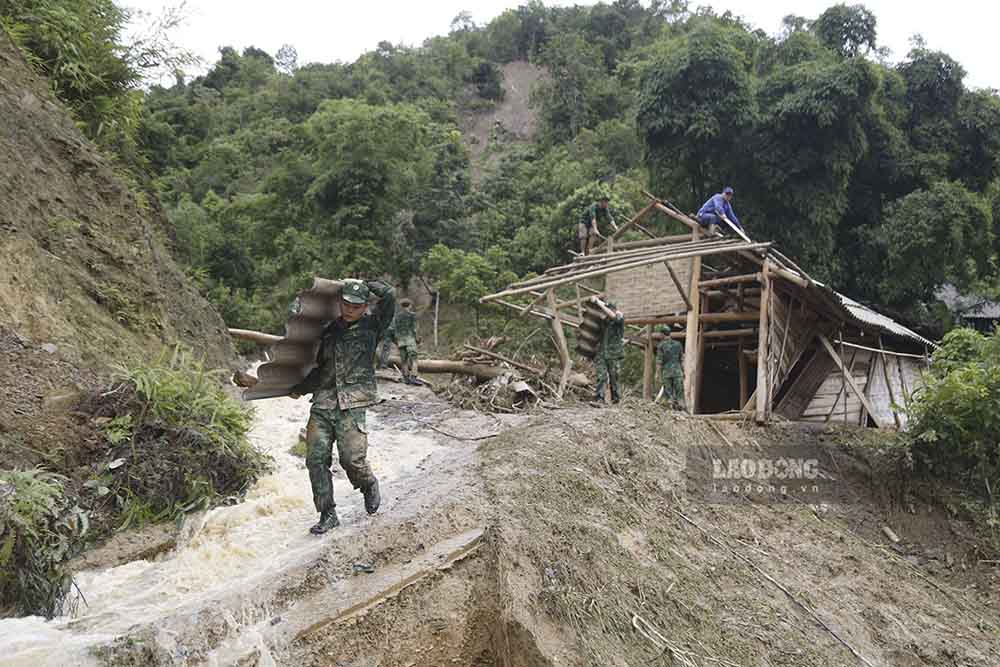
[604,259,691,318]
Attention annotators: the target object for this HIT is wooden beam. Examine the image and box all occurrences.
[699,273,761,289]
[683,226,703,413]
[654,327,756,341]
[547,289,573,399]
[738,340,749,408]
[598,234,694,251]
[643,324,654,400]
[591,202,656,252]
[818,334,887,428]
[755,262,771,423]
[480,243,772,302]
[627,311,760,326]
[519,291,547,318]
[664,259,693,311]
[771,266,809,289]
[652,202,699,231]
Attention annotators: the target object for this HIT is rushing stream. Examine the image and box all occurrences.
[0,390,442,666]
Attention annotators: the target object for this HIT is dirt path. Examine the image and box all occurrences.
[0,381,514,666]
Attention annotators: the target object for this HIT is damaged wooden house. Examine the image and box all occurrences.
[480,194,935,428]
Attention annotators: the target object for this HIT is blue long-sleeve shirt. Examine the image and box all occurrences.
[697,194,741,228]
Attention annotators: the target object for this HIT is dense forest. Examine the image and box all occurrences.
[4,0,1000,336]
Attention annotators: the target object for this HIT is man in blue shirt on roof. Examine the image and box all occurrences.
[697,186,743,236]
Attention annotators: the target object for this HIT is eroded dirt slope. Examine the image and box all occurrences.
[0,33,233,371]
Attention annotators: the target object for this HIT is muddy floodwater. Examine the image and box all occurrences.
[0,385,457,666]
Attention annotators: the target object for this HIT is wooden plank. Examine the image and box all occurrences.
[818,335,887,428]
[699,273,761,289]
[755,262,771,423]
[683,226,703,413]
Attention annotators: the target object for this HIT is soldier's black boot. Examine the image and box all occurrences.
[363,478,381,515]
[310,508,340,534]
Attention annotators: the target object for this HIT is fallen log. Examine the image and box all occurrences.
[388,355,591,388]
[229,328,283,345]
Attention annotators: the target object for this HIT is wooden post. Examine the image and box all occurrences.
[433,290,440,349]
[683,227,703,413]
[755,261,771,423]
[575,283,583,320]
[738,340,749,408]
[547,289,573,399]
[878,336,902,429]
[643,324,654,400]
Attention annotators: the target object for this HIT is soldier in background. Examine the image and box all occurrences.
[289,278,394,534]
[378,318,396,369]
[394,299,420,385]
[594,301,625,403]
[577,193,617,256]
[656,326,685,411]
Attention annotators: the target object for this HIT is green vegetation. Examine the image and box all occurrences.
[0,468,88,618]
[907,328,1000,497]
[6,1,999,336]
[99,346,271,524]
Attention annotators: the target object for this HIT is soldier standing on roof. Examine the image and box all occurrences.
[577,193,617,256]
[697,186,743,236]
[656,326,685,411]
[289,278,394,535]
[594,301,625,403]
[394,298,420,385]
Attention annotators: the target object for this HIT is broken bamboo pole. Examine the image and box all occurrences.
[461,344,590,388]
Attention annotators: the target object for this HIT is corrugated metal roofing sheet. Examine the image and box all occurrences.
[832,291,936,347]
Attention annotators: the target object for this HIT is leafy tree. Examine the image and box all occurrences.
[907,327,1000,498]
[637,21,756,200]
[879,181,994,305]
[811,3,877,58]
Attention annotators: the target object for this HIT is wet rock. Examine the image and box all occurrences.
[41,342,58,354]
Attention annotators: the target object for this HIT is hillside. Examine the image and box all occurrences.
[0,33,232,369]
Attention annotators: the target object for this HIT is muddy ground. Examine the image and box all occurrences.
[12,379,992,667]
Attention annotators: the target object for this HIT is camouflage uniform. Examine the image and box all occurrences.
[290,280,395,515]
[393,308,419,382]
[657,337,686,411]
[577,202,614,245]
[595,311,625,402]
[378,321,396,369]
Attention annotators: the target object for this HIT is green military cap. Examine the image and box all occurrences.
[341,280,370,304]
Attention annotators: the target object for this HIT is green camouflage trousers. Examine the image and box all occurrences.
[305,406,375,512]
[399,344,418,376]
[660,372,685,411]
[595,356,622,401]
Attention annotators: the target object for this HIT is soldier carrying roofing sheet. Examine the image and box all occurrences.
[288,278,394,535]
